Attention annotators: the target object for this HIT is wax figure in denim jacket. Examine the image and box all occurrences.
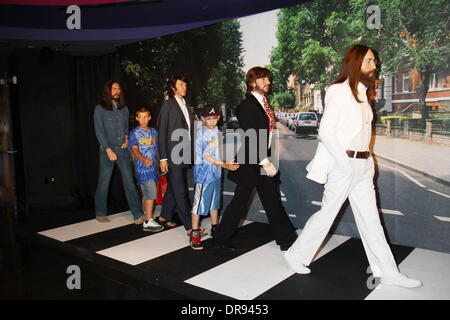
[93,80,144,224]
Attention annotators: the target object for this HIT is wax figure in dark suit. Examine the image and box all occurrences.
[156,75,195,231]
[213,67,297,251]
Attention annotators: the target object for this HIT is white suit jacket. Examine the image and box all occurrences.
[306,80,371,184]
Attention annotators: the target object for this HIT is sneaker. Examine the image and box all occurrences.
[134,215,145,225]
[381,273,422,288]
[143,219,164,232]
[284,251,311,274]
[96,216,110,223]
[190,229,204,250]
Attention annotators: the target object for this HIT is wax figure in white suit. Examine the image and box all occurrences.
[284,45,422,288]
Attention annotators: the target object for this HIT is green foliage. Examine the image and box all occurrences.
[269,0,449,119]
[270,92,296,110]
[120,20,244,112]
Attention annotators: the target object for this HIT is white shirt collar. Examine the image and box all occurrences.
[174,95,186,107]
[251,91,266,107]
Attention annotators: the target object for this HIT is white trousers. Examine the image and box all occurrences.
[288,157,400,277]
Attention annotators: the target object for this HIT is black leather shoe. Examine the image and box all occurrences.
[280,244,293,251]
[212,237,236,252]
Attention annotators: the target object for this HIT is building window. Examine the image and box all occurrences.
[402,71,409,92]
[429,73,437,90]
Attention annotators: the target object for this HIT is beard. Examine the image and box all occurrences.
[112,94,120,103]
[360,70,376,88]
[255,83,270,94]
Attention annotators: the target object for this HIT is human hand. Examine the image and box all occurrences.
[106,148,117,161]
[144,158,153,167]
[223,160,240,171]
[263,161,277,177]
[160,160,169,173]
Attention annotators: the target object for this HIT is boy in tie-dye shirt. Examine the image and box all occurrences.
[129,107,163,232]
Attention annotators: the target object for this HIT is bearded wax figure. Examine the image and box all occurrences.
[284,45,422,289]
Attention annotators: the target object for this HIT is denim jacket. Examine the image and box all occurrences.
[94,104,129,150]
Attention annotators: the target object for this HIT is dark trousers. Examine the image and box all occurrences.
[160,165,192,230]
[215,176,297,247]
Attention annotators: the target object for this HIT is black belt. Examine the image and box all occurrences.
[346,150,370,159]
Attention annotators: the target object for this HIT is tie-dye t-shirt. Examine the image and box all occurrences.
[128,127,159,184]
[194,127,221,184]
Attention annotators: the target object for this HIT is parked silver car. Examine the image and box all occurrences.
[294,112,319,133]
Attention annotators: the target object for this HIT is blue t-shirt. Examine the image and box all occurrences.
[128,126,159,184]
[194,126,222,184]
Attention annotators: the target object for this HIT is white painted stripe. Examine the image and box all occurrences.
[288,214,296,218]
[434,216,450,222]
[312,200,404,216]
[259,210,266,214]
[428,189,450,199]
[280,191,286,196]
[378,163,450,198]
[38,211,134,242]
[379,209,404,216]
[399,171,427,188]
[366,248,450,300]
[97,219,253,266]
[379,163,426,188]
[185,232,350,300]
[281,197,287,202]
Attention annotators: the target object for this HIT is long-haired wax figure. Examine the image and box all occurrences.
[284,45,422,289]
[93,80,145,224]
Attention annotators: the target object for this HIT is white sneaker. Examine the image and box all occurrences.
[284,252,311,274]
[143,218,164,232]
[381,273,422,288]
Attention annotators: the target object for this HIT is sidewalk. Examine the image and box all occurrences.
[372,135,450,185]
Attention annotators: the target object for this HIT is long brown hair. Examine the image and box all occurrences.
[99,80,126,110]
[332,44,376,103]
[245,67,271,96]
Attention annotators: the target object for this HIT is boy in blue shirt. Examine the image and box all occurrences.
[191,105,239,250]
[129,107,164,232]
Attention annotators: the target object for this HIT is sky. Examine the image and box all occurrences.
[237,9,279,72]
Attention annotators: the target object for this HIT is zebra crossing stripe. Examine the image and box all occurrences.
[38,211,133,242]
[96,218,253,266]
[185,232,350,299]
[365,248,450,300]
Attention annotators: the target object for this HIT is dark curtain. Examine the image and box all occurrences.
[70,53,125,206]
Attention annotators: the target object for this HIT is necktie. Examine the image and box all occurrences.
[262,97,275,131]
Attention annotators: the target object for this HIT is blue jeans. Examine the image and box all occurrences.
[95,146,143,220]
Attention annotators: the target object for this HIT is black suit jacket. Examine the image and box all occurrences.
[228,94,279,186]
[156,96,195,167]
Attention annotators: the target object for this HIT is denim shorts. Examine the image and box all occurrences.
[140,180,157,200]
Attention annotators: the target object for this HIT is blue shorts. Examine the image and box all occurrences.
[191,180,221,216]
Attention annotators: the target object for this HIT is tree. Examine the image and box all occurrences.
[120,20,244,115]
[270,1,361,107]
[351,0,450,121]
